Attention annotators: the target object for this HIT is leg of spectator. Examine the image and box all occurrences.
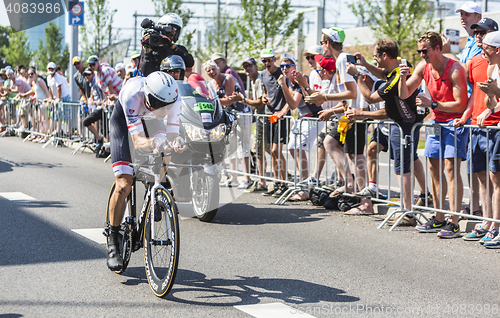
[311,147,326,180]
[401,172,412,211]
[469,173,481,212]
[477,170,492,229]
[429,157,447,222]
[324,135,353,193]
[488,170,500,233]
[271,142,280,180]
[413,158,428,195]
[351,153,367,193]
[444,158,463,225]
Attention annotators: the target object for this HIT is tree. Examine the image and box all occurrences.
[1,30,33,67]
[152,0,195,49]
[235,0,303,58]
[80,0,118,58]
[349,0,433,64]
[35,22,70,72]
[0,26,12,68]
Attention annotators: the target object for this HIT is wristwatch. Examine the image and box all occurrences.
[305,86,311,91]
[353,73,361,81]
[431,101,438,109]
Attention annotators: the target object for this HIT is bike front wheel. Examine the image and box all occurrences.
[144,188,180,297]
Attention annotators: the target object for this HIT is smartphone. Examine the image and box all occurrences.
[401,58,407,66]
[346,54,357,64]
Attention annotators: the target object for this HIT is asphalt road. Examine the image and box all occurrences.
[0,136,499,318]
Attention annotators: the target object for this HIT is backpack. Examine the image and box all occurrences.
[337,195,362,212]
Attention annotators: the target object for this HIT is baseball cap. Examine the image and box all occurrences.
[131,50,141,59]
[261,48,275,58]
[356,66,378,82]
[5,68,14,75]
[211,53,225,61]
[280,53,296,64]
[83,67,93,75]
[314,55,336,73]
[483,31,500,47]
[72,56,82,64]
[242,57,257,66]
[304,45,323,56]
[5,66,12,70]
[0,68,6,75]
[322,27,346,43]
[471,18,498,31]
[115,63,125,71]
[456,1,482,14]
[125,63,136,74]
[87,55,99,64]
[47,62,57,69]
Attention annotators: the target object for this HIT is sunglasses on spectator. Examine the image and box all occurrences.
[242,64,254,69]
[261,58,273,63]
[306,55,315,60]
[27,72,35,76]
[320,41,328,45]
[280,63,295,69]
[315,68,324,72]
[416,49,428,55]
[88,63,95,67]
[74,61,81,65]
[474,30,487,36]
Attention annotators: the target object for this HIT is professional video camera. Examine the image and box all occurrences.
[141,18,173,48]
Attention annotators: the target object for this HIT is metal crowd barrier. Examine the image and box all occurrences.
[222,111,500,231]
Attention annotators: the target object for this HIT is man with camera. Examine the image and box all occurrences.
[140,13,194,77]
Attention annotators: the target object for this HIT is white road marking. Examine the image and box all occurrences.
[0,192,36,201]
[234,302,316,318]
[72,228,106,244]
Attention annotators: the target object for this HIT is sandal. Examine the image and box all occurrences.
[344,207,375,215]
[289,192,309,201]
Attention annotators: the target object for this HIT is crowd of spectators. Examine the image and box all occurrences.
[2,1,500,248]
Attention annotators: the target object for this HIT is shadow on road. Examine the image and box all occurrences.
[119,268,359,306]
[0,157,63,174]
[0,198,103,266]
[213,203,327,225]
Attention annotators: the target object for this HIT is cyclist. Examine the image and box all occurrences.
[107,71,186,271]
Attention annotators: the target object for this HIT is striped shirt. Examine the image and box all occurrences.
[96,62,123,95]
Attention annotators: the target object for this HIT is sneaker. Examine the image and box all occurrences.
[386,215,417,227]
[414,193,433,207]
[220,180,239,187]
[415,216,447,233]
[463,226,488,241]
[245,181,267,193]
[272,183,289,197]
[262,183,279,196]
[237,180,254,189]
[479,229,499,245]
[94,140,103,154]
[483,233,500,248]
[437,222,461,239]
[355,187,375,198]
[297,176,319,187]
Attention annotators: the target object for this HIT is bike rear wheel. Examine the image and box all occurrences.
[105,181,133,274]
[144,188,180,297]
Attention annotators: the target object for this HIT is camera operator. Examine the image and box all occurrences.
[140,13,194,77]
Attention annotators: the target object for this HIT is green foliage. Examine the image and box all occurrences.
[193,11,238,62]
[1,29,33,67]
[235,0,303,58]
[35,22,70,72]
[0,26,13,68]
[152,0,195,49]
[348,0,433,65]
[80,0,118,58]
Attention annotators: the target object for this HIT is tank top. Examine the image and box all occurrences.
[215,74,250,113]
[423,59,463,122]
[32,78,47,100]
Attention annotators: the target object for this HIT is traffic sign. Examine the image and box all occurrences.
[68,1,84,26]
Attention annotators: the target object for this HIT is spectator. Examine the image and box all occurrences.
[83,67,107,157]
[474,30,500,247]
[73,56,92,139]
[0,68,19,126]
[303,45,324,92]
[130,50,143,77]
[455,19,500,241]
[0,68,9,129]
[23,66,51,141]
[115,63,126,80]
[204,60,253,189]
[277,53,324,201]
[47,62,71,136]
[259,48,290,197]
[87,55,123,99]
[5,68,31,131]
[305,27,366,205]
[211,53,246,94]
[124,63,136,84]
[230,57,269,192]
[399,31,468,238]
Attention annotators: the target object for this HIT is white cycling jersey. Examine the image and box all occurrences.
[118,76,182,137]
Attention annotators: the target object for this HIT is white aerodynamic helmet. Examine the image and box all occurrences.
[143,71,179,109]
